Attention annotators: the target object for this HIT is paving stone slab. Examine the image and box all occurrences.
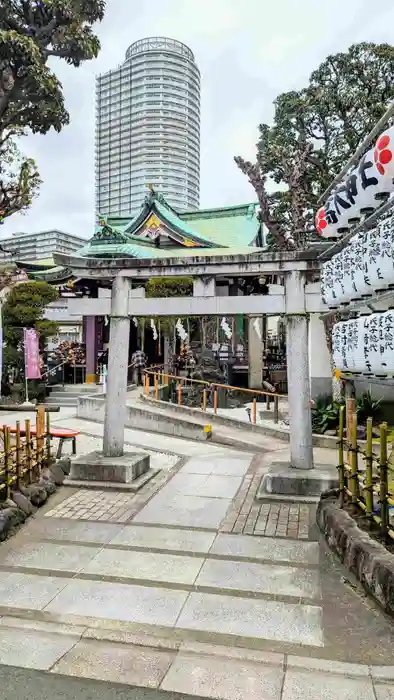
[161,652,284,700]
[133,494,232,529]
[52,638,174,688]
[0,572,70,610]
[375,686,394,700]
[176,592,323,647]
[0,626,81,671]
[84,548,204,585]
[0,542,101,573]
[109,525,216,553]
[195,558,320,599]
[181,457,251,476]
[282,670,375,700]
[162,473,243,500]
[45,579,188,627]
[26,518,124,544]
[211,533,319,565]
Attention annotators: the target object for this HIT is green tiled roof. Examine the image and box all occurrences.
[181,203,259,247]
[76,243,264,260]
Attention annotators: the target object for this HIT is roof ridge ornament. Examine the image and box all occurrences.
[91,216,128,246]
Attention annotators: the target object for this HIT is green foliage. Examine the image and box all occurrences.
[145,278,193,298]
[2,281,59,378]
[0,0,106,221]
[311,394,344,434]
[235,42,394,249]
[356,391,383,424]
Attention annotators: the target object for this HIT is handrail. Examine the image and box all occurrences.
[143,368,286,398]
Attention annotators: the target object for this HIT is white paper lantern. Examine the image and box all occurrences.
[341,245,354,304]
[364,227,384,294]
[376,215,394,290]
[343,319,358,372]
[354,315,371,374]
[332,323,344,370]
[349,233,368,299]
[372,126,394,192]
[367,312,385,375]
[331,253,344,305]
[381,310,394,375]
[321,260,337,308]
[315,201,341,238]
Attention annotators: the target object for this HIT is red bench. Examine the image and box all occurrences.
[9,426,80,459]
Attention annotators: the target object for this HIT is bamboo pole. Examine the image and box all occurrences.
[365,417,374,518]
[379,422,389,538]
[3,425,10,500]
[350,410,360,504]
[338,405,345,508]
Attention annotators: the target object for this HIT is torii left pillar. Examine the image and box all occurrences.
[103,276,131,458]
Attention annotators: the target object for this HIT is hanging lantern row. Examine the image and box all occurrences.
[321,213,394,308]
[332,311,394,376]
[220,317,232,340]
[316,125,394,238]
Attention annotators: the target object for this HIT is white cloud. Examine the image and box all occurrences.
[2,0,394,238]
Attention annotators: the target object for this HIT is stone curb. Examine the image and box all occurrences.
[0,457,71,543]
[140,394,338,449]
[317,494,394,617]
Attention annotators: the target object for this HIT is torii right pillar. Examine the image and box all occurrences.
[285,270,314,470]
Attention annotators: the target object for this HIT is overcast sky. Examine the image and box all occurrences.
[2,0,394,240]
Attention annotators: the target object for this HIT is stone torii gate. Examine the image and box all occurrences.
[56,248,326,478]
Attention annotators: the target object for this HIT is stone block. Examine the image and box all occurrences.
[11,491,35,516]
[258,461,338,498]
[57,456,71,475]
[68,451,150,484]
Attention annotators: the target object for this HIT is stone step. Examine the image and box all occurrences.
[0,615,386,699]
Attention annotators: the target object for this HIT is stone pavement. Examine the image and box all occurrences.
[0,409,394,699]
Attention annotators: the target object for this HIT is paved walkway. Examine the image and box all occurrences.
[0,409,393,699]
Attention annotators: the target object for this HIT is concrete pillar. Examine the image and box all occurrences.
[308,313,332,400]
[248,315,263,389]
[85,316,98,384]
[103,276,130,458]
[285,271,313,470]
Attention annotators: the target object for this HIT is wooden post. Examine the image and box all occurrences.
[213,390,218,414]
[202,389,207,411]
[154,373,159,400]
[15,422,22,490]
[45,410,51,461]
[36,405,45,477]
[177,382,182,406]
[25,419,32,483]
[346,397,356,464]
[252,398,257,424]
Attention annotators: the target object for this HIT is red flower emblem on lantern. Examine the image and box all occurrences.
[374,133,393,175]
[315,206,327,235]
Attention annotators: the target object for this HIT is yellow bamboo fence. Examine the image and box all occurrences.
[337,399,394,541]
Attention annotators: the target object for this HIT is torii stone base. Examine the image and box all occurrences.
[257,461,339,502]
[65,451,158,492]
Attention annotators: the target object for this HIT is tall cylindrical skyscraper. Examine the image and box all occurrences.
[95,37,200,216]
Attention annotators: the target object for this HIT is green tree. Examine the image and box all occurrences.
[0,0,106,221]
[235,42,394,249]
[2,280,59,381]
